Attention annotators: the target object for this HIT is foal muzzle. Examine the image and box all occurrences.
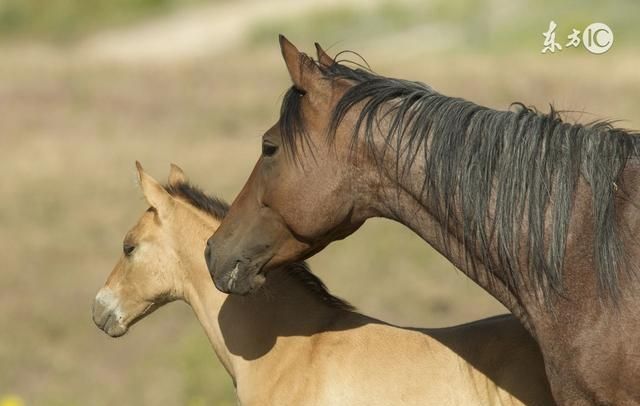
[92,288,128,338]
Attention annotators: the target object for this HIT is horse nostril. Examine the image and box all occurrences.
[204,238,215,270]
[204,243,211,260]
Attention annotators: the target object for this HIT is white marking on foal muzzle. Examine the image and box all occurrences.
[95,288,125,324]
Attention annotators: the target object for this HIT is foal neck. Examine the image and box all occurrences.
[177,204,347,391]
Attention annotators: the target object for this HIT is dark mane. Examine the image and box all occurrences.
[284,262,355,311]
[164,180,354,310]
[165,181,229,220]
[279,57,640,299]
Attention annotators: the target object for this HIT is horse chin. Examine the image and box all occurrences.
[104,322,129,338]
[230,276,266,295]
[248,273,266,293]
[214,264,267,295]
[94,312,129,338]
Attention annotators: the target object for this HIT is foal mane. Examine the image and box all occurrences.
[163,181,354,311]
[279,56,640,300]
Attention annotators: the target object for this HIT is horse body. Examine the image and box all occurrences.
[383,154,640,405]
[204,37,640,404]
[93,164,554,406]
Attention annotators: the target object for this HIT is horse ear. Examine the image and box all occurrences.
[314,42,334,67]
[168,163,187,187]
[136,161,174,217]
[279,34,322,93]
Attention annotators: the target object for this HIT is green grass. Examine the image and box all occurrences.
[0,0,218,42]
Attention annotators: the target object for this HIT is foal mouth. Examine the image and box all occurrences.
[95,312,127,338]
[97,312,113,331]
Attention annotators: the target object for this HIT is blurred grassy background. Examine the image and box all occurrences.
[0,0,211,41]
[1,0,638,404]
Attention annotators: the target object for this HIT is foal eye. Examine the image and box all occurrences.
[262,142,278,157]
[123,243,136,256]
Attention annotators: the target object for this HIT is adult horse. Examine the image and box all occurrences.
[93,163,554,406]
[204,36,640,405]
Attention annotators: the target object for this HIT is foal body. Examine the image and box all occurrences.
[93,164,554,406]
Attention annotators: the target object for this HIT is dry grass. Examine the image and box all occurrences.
[1,36,639,404]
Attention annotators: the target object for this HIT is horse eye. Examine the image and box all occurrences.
[123,243,136,256]
[262,142,278,157]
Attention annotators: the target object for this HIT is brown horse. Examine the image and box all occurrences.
[93,163,554,406]
[204,37,640,405]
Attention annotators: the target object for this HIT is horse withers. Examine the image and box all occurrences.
[93,163,554,406]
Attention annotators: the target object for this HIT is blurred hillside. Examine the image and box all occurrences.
[0,0,212,41]
[2,0,639,50]
[1,0,638,405]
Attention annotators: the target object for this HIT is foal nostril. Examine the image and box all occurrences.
[92,300,108,328]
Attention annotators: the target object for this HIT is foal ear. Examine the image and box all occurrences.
[168,163,187,187]
[136,161,174,217]
[314,42,334,68]
[279,34,323,93]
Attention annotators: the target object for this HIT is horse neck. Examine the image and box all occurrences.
[361,128,535,333]
[177,208,344,390]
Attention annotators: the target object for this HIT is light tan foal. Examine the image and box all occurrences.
[93,163,555,406]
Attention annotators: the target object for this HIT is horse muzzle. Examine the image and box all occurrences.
[92,288,128,338]
[205,242,266,295]
[217,260,267,295]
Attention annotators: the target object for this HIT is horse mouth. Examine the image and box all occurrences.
[217,259,268,295]
[106,324,128,338]
[97,314,128,338]
[94,302,157,338]
[226,262,242,292]
[97,312,113,331]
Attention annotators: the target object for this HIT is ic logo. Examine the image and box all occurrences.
[582,23,614,54]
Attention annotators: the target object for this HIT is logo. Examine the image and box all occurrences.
[541,21,613,55]
[582,23,614,54]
